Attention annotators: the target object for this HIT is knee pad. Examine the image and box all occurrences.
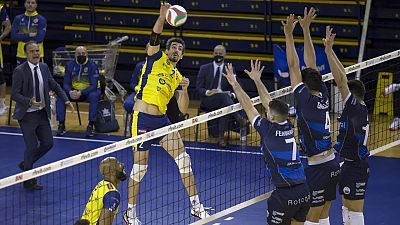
[130,164,148,182]
[175,152,192,174]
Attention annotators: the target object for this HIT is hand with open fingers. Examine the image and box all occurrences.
[180,77,190,90]
[65,101,75,113]
[298,7,317,29]
[244,59,265,81]
[281,14,298,35]
[323,26,336,52]
[159,1,171,19]
[222,63,237,86]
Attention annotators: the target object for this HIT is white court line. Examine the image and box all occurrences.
[7,105,124,117]
[0,131,115,143]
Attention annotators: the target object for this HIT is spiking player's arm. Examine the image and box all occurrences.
[244,60,271,110]
[299,7,317,69]
[323,26,350,100]
[223,63,259,123]
[147,2,170,56]
[282,14,302,89]
[176,77,190,114]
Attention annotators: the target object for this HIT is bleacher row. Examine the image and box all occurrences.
[2,0,400,97]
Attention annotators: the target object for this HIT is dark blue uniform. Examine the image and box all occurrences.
[293,82,340,207]
[335,94,370,200]
[253,116,310,224]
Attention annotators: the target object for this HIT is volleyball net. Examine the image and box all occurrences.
[0,49,400,225]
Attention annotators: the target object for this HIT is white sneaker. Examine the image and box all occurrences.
[191,204,210,219]
[123,211,142,225]
[389,117,400,131]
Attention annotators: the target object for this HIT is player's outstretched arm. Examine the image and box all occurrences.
[147,2,171,56]
[299,7,317,69]
[282,14,302,89]
[244,59,271,110]
[324,26,350,100]
[223,63,259,123]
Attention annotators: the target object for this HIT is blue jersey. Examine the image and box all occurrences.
[334,94,369,160]
[253,116,306,188]
[63,59,100,95]
[294,82,332,157]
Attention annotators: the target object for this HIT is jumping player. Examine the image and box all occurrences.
[282,10,340,225]
[224,60,310,225]
[324,26,370,225]
[123,2,209,225]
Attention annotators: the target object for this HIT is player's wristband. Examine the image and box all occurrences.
[149,31,161,46]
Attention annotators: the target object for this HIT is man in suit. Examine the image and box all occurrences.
[11,41,73,190]
[196,45,245,147]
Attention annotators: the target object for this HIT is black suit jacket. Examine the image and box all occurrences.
[196,62,235,101]
[11,61,69,120]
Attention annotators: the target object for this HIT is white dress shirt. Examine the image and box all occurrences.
[27,61,45,112]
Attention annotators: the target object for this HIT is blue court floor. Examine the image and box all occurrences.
[0,126,398,225]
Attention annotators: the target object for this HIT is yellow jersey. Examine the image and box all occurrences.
[81,180,120,225]
[135,51,183,114]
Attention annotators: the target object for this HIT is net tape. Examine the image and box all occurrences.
[1,49,399,190]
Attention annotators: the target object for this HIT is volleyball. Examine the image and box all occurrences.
[166,5,187,27]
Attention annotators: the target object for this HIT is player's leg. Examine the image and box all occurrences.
[318,201,331,225]
[340,160,369,225]
[124,111,151,225]
[304,164,325,224]
[160,131,209,219]
[124,149,148,225]
[291,184,311,225]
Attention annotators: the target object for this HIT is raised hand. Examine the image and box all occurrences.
[222,63,237,86]
[323,26,336,52]
[244,59,265,81]
[160,1,171,19]
[281,14,298,35]
[298,7,317,29]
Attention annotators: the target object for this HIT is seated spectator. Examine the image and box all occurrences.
[196,45,246,147]
[56,46,101,137]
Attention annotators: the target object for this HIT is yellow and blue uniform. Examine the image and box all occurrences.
[10,10,46,61]
[56,59,101,122]
[132,51,182,151]
[82,180,120,225]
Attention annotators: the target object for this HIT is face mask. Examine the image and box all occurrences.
[77,55,87,64]
[214,55,224,63]
[117,167,127,181]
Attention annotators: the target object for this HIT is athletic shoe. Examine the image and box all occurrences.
[289,106,296,117]
[191,203,210,219]
[123,211,142,225]
[389,117,400,131]
[85,124,94,137]
[57,124,66,136]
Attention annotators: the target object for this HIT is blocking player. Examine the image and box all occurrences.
[324,26,370,225]
[283,11,340,225]
[81,157,127,225]
[123,3,209,225]
[224,60,310,225]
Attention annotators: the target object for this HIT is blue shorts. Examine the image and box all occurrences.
[339,159,370,200]
[305,156,340,207]
[132,111,171,151]
[267,183,311,224]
